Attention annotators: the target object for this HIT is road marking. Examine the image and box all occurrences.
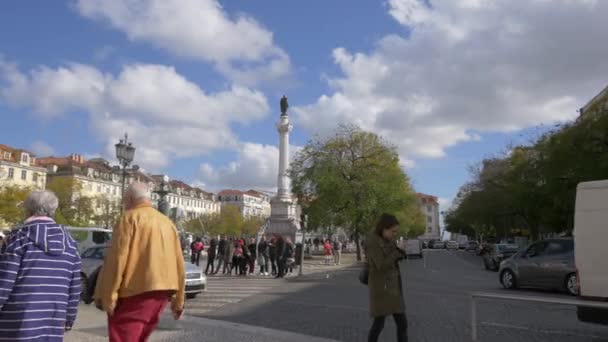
[480,321,608,339]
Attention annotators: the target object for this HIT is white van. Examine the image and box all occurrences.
[574,180,608,324]
[65,227,112,253]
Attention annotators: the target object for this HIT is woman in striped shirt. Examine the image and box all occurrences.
[0,190,81,341]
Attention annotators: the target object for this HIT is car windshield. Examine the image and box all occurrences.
[497,244,519,252]
[81,247,107,259]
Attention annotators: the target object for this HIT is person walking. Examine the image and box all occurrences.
[0,235,5,254]
[257,236,269,276]
[233,239,247,275]
[95,183,185,342]
[215,236,226,275]
[269,237,278,275]
[284,238,295,274]
[333,239,343,265]
[323,239,333,265]
[205,238,217,275]
[365,213,408,342]
[223,238,235,275]
[275,235,286,278]
[247,238,257,275]
[191,237,204,267]
[0,190,81,341]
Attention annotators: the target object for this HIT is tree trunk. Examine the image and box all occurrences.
[354,231,362,261]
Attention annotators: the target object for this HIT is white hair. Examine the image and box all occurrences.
[24,190,59,217]
[125,182,151,205]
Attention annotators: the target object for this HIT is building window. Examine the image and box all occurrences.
[3,152,10,160]
[427,205,432,213]
[7,168,14,179]
[21,154,28,163]
[21,170,27,180]
[427,227,432,233]
[32,172,38,182]
[427,216,432,223]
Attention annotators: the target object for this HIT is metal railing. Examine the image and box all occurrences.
[471,292,608,341]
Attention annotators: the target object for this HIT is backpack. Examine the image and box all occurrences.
[333,241,339,250]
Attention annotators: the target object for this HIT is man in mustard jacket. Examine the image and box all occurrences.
[95,182,185,342]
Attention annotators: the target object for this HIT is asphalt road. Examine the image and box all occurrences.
[195,249,608,342]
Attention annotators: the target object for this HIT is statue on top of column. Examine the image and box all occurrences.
[280,95,289,116]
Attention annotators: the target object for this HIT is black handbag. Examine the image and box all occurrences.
[359,263,369,285]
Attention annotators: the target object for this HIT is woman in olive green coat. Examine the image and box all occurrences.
[365,213,408,342]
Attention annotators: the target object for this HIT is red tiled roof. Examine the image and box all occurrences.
[0,144,37,164]
[218,189,243,196]
[417,193,438,205]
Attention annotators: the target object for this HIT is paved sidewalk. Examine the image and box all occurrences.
[65,304,341,342]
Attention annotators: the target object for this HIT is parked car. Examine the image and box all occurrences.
[465,241,479,251]
[405,239,423,258]
[499,239,577,296]
[446,241,459,250]
[483,244,519,271]
[427,240,436,249]
[433,241,445,249]
[79,245,206,303]
[66,227,112,253]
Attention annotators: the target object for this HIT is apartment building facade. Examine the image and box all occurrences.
[0,144,47,189]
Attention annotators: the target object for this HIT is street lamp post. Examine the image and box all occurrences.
[114,133,138,212]
[153,175,171,217]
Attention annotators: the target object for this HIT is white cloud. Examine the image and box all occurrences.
[75,0,290,85]
[0,61,269,170]
[296,0,608,165]
[199,142,302,191]
[29,141,55,157]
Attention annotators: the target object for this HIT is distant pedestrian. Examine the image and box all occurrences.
[215,236,226,274]
[205,238,217,275]
[0,190,81,341]
[365,213,408,342]
[324,239,333,265]
[313,237,320,252]
[95,183,185,342]
[191,237,204,267]
[223,238,235,275]
[258,236,270,275]
[333,239,343,265]
[248,238,257,275]
[275,235,287,278]
[269,237,278,275]
[0,235,5,254]
[284,237,295,273]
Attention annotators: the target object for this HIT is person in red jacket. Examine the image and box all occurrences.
[191,237,204,267]
[323,239,333,265]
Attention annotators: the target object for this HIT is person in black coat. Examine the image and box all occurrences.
[257,236,269,275]
[269,237,278,275]
[205,238,217,275]
[275,235,286,278]
[247,238,257,275]
[214,236,226,275]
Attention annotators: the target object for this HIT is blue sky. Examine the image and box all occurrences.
[2,0,608,213]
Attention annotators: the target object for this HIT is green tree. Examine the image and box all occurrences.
[93,195,121,229]
[242,216,265,236]
[219,205,243,236]
[0,185,31,225]
[46,177,95,226]
[289,124,420,260]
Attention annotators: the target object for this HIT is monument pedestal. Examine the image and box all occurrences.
[265,197,300,238]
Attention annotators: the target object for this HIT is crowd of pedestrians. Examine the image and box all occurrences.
[186,234,297,278]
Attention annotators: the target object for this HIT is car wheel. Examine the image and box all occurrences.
[501,270,517,290]
[566,273,579,296]
[186,293,198,299]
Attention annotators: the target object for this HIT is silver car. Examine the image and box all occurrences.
[499,239,578,296]
[80,245,206,303]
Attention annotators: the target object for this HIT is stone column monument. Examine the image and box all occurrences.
[264,95,301,238]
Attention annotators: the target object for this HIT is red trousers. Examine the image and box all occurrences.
[108,291,171,342]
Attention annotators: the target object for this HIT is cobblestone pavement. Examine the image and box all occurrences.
[196,249,608,342]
